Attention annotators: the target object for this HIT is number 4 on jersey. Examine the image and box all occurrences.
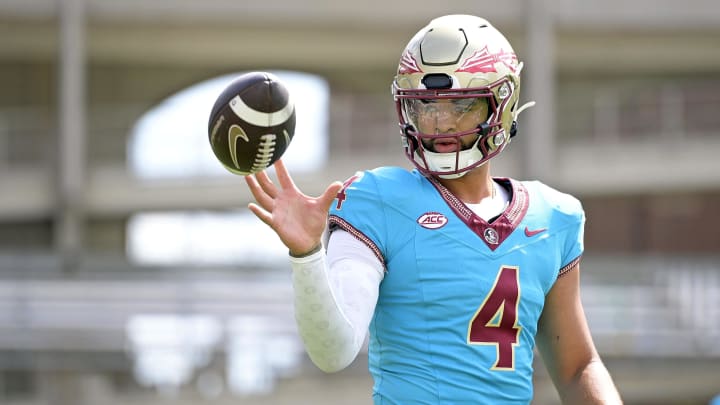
[467,266,521,370]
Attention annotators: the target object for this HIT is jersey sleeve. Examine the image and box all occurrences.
[529,181,586,278]
[328,170,387,266]
[327,167,421,269]
[556,190,585,277]
[559,206,585,277]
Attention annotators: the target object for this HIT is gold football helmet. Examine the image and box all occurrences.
[393,14,534,179]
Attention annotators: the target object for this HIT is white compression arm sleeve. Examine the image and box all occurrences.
[289,229,384,373]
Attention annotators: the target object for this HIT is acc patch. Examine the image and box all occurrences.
[417,212,448,229]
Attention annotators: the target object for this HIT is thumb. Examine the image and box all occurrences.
[318,181,344,212]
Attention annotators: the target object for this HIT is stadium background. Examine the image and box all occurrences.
[0,0,719,404]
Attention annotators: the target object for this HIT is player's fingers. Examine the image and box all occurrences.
[244,175,275,211]
[273,159,298,191]
[254,170,279,199]
[247,202,274,228]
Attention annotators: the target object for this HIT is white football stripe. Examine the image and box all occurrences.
[229,94,294,127]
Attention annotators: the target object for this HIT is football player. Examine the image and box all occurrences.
[246,14,622,404]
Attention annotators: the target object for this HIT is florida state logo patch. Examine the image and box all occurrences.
[483,228,499,244]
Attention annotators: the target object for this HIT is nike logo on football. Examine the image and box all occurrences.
[524,227,547,237]
[228,124,249,169]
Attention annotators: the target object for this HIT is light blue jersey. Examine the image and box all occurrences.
[328,167,584,404]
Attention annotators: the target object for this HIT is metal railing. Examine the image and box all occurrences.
[0,254,717,358]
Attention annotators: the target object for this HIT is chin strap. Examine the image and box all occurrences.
[509,100,536,138]
[514,100,536,119]
[512,62,537,122]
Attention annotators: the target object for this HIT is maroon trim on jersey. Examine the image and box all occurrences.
[428,177,529,251]
[558,255,581,278]
[328,214,387,271]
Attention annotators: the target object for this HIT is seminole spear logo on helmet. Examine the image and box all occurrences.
[456,46,519,74]
[397,46,518,76]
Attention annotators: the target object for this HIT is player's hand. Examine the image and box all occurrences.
[245,159,343,256]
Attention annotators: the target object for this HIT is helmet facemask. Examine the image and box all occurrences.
[395,77,517,179]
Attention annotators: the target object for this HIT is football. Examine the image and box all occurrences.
[207,71,296,175]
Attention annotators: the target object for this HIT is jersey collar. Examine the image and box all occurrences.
[428,177,529,251]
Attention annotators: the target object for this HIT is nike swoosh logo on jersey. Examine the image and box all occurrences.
[524,227,547,237]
